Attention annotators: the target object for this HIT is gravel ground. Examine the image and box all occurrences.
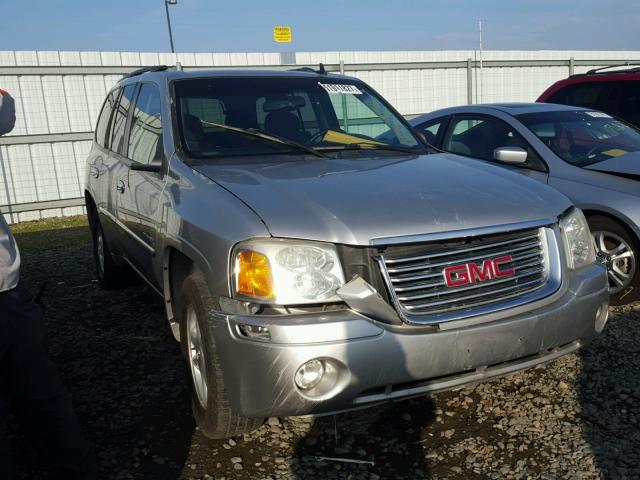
[8,216,640,480]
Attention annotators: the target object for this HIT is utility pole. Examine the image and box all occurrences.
[478,18,483,103]
[165,0,176,54]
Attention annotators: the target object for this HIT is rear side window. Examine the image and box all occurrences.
[609,81,640,127]
[547,82,617,112]
[110,84,137,156]
[128,83,163,165]
[95,91,117,148]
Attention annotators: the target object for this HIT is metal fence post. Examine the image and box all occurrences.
[339,60,345,74]
[467,58,473,104]
[569,57,575,76]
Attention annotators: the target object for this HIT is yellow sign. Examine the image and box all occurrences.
[273,26,292,43]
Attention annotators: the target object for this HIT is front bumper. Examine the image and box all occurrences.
[211,264,608,418]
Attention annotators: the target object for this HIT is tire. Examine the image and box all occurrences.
[179,268,264,439]
[91,217,128,289]
[588,215,640,306]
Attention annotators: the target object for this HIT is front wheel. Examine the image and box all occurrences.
[588,215,640,305]
[179,269,264,439]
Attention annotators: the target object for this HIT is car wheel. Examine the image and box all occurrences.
[588,216,640,305]
[179,268,264,439]
[91,218,127,289]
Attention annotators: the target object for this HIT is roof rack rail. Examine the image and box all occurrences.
[289,63,328,75]
[124,65,170,79]
[585,63,640,75]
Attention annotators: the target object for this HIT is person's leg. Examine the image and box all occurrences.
[0,384,15,480]
[0,318,16,480]
[0,285,96,479]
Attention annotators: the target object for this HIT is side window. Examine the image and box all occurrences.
[110,84,137,156]
[416,117,446,145]
[548,83,612,110]
[443,115,543,168]
[611,81,640,127]
[95,91,117,148]
[128,83,163,165]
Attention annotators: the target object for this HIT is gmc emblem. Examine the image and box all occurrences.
[443,255,516,287]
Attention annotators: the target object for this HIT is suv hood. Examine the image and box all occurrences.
[192,153,571,246]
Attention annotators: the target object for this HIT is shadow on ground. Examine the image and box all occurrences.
[10,222,195,479]
[577,303,640,480]
[292,398,436,479]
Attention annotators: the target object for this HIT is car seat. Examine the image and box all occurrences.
[264,109,310,144]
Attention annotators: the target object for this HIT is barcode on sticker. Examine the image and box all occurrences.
[585,111,611,118]
[318,83,363,95]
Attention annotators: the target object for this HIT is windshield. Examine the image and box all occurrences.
[173,76,424,159]
[517,110,640,167]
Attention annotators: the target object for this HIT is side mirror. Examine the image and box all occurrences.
[493,146,528,165]
[130,159,162,173]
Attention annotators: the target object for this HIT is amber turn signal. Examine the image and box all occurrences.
[235,250,274,300]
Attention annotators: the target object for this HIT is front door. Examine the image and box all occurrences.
[440,114,550,184]
[115,82,166,287]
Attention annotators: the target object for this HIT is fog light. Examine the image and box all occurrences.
[295,359,325,390]
[237,324,271,341]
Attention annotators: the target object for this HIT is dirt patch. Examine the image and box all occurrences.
[7,216,640,479]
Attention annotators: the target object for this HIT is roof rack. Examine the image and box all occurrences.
[584,63,640,75]
[289,63,328,75]
[124,65,170,79]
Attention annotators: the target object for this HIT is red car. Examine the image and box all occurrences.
[537,66,640,128]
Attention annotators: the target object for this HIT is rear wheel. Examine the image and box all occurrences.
[91,217,128,289]
[588,215,640,305]
[179,268,264,439]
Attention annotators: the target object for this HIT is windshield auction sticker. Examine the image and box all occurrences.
[318,83,363,95]
[585,111,612,118]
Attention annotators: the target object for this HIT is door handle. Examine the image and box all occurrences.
[116,180,125,193]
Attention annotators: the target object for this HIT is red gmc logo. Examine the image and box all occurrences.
[443,255,516,287]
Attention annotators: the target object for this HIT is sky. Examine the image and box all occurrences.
[1,0,638,53]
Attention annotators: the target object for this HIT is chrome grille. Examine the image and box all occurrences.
[379,226,557,322]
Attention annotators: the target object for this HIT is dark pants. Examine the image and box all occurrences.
[0,285,96,480]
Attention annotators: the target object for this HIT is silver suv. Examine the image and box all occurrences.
[85,66,609,439]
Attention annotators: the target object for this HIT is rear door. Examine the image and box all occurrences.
[115,82,166,286]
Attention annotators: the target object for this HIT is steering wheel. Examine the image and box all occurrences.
[585,145,611,160]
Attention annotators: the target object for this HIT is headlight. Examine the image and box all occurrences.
[232,239,345,304]
[559,208,596,270]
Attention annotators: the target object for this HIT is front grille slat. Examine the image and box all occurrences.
[386,241,542,273]
[384,231,540,264]
[380,226,553,320]
[403,277,545,310]
[397,266,544,301]
[394,258,545,293]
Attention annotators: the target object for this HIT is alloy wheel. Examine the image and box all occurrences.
[593,230,636,294]
[186,305,208,407]
[96,230,105,274]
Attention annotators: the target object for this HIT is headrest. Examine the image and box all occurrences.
[263,96,306,112]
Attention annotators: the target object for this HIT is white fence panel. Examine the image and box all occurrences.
[1,49,640,223]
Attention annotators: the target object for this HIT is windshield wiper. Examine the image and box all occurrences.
[199,120,328,158]
[315,143,422,154]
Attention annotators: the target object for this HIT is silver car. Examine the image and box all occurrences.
[85,69,608,439]
[411,103,640,305]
